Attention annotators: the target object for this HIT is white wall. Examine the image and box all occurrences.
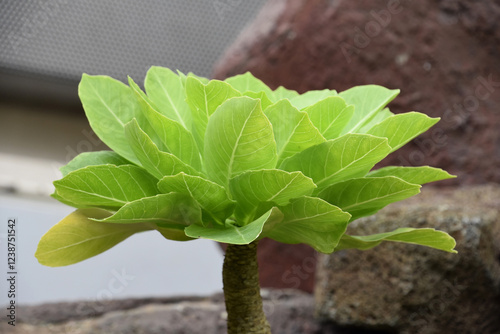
[0,193,223,305]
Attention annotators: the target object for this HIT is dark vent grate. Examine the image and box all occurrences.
[0,0,266,84]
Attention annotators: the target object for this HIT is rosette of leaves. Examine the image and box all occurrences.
[36,67,456,333]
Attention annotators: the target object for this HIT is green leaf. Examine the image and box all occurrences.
[61,151,130,177]
[78,74,145,164]
[288,89,337,110]
[367,166,456,185]
[144,66,192,130]
[185,76,241,151]
[128,77,201,169]
[155,226,194,242]
[124,119,201,179]
[303,96,354,140]
[225,72,274,99]
[319,176,421,221]
[93,193,202,227]
[244,91,274,110]
[158,173,235,224]
[340,85,399,133]
[124,77,169,152]
[184,209,273,244]
[204,96,277,187]
[366,112,440,152]
[334,228,457,253]
[185,77,241,117]
[186,71,209,84]
[265,99,326,164]
[272,86,299,101]
[51,191,90,209]
[35,208,149,267]
[280,134,391,189]
[177,70,188,86]
[229,169,316,222]
[262,197,351,253]
[356,107,394,133]
[53,165,159,209]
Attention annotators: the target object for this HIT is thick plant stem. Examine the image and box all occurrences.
[223,241,271,334]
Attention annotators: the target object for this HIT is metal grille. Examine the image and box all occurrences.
[0,0,266,83]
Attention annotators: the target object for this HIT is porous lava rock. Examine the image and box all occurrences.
[315,185,500,333]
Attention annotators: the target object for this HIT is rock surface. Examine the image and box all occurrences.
[315,184,500,334]
[212,0,500,294]
[3,289,399,334]
[2,290,325,334]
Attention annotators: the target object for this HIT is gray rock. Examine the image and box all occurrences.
[4,290,325,334]
[315,185,500,334]
[16,296,206,324]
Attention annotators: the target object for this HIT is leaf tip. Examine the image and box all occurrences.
[430,116,441,125]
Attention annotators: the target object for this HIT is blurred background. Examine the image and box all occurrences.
[0,0,267,305]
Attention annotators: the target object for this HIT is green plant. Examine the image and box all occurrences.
[36,67,456,333]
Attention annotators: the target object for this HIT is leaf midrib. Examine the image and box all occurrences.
[316,139,387,187]
[38,230,136,255]
[105,217,186,224]
[266,173,300,203]
[89,83,125,127]
[320,105,349,136]
[226,103,258,184]
[55,184,127,205]
[343,187,416,210]
[154,72,187,129]
[277,113,306,160]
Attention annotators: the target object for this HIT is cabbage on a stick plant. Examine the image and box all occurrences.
[36,67,457,334]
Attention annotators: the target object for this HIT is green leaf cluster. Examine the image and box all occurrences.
[36,67,456,266]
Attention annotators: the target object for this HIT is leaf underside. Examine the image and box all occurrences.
[335,228,457,253]
[35,208,149,267]
[185,209,273,244]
